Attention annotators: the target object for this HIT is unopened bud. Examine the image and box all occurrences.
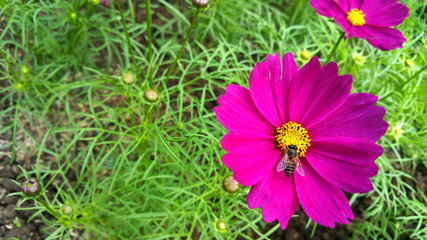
[21,66,29,75]
[223,175,240,193]
[88,0,100,5]
[405,59,414,68]
[216,220,227,232]
[144,89,159,102]
[352,52,365,66]
[14,83,24,90]
[300,50,312,60]
[122,72,135,84]
[21,178,41,196]
[70,13,77,21]
[62,205,73,215]
[192,0,209,8]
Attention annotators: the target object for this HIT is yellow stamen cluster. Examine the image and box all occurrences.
[347,9,365,27]
[275,122,311,157]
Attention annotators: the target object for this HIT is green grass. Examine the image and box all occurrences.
[1,0,426,239]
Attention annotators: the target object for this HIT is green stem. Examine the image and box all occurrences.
[38,197,61,220]
[116,0,139,78]
[85,2,97,19]
[401,65,427,88]
[0,48,16,78]
[145,0,153,88]
[145,0,152,66]
[325,31,345,64]
[160,11,200,91]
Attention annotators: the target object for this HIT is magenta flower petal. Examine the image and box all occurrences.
[289,60,352,128]
[348,0,363,9]
[100,0,109,7]
[249,53,283,127]
[287,57,321,123]
[364,4,409,27]
[352,25,407,51]
[310,0,344,18]
[361,0,403,15]
[308,93,388,142]
[247,170,299,230]
[295,162,354,228]
[214,84,275,135]
[306,138,382,193]
[276,53,299,123]
[222,146,281,186]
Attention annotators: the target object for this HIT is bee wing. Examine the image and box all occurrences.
[295,156,305,177]
[276,153,289,172]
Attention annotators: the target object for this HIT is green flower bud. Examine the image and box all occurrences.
[89,0,100,5]
[352,52,365,66]
[405,59,414,68]
[13,83,24,91]
[70,13,77,21]
[300,50,312,60]
[215,220,227,232]
[21,66,29,75]
[192,0,209,8]
[390,124,403,141]
[144,89,159,102]
[223,175,240,193]
[62,205,73,215]
[122,72,135,84]
[21,178,41,196]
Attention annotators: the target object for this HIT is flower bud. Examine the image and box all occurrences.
[122,72,135,84]
[62,205,73,215]
[21,66,29,75]
[21,178,41,196]
[352,52,365,66]
[88,0,100,5]
[390,124,403,141]
[13,83,24,91]
[70,13,77,21]
[223,175,240,193]
[144,89,159,102]
[405,59,414,68]
[300,50,312,60]
[192,0,209,8]
[215,220,227,232]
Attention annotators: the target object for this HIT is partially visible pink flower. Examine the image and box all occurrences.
[310,0,409,51]
[214,52,388,229]
[100,0,110,7]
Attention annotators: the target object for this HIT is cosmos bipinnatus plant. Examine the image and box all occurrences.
[2,0,426,239]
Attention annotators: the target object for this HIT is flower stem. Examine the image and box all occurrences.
[402,65,427,87]
[0,48,16,78]
[325,31,345,64]
[116,0,140,80]
[160,11,200,91]
[145,0,153,88]
[37,196,61,220]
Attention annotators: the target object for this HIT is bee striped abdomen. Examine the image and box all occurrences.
[285,162,296,177]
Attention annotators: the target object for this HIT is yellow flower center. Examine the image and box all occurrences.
[347,9,365,27]
[275,122,311,157]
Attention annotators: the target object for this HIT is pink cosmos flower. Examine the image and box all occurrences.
[214,52,388,229]
[310,0,409,51]
[100,0,110,7]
